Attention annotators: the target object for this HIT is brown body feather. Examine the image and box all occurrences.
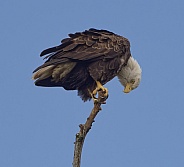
[33,28,131,101]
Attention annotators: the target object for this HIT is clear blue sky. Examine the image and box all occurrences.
[1,0,184,166]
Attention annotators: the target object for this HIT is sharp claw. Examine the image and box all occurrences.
[88,89,99,103]
[89,81,109,104]
[95,81,108,98]
[93,99,99,104]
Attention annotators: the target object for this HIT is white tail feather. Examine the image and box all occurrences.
[32,65,55,80]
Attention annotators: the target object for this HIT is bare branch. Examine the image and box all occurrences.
[72,90,107,167]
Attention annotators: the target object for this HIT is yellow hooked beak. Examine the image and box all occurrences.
[123,83,132,93]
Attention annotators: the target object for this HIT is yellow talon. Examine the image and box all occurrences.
[88,89,98,103]
[89,81,108,104]
[95,81,108,97]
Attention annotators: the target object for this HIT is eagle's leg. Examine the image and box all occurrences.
[92,81,108,99]
[96,81,108,96]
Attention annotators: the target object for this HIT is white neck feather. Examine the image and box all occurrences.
[117,56,142,89]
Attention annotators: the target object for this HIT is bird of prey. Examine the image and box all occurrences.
[32,28,142,102]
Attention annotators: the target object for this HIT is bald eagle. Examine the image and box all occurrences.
[32,28,142,102]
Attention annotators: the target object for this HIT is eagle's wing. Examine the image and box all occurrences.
[33,28,131,72]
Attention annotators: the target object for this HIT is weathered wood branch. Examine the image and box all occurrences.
[72,90,107,167]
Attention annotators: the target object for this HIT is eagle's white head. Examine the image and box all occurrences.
[117,56,142,93]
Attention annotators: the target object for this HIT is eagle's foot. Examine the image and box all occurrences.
[91,93,107,104]
[90,81,109,104]
[95,81,108,98]
[88,89,98,103]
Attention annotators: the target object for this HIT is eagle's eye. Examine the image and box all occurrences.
[130,79,135,84]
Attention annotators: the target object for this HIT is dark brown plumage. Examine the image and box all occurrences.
[32,28,131,101]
